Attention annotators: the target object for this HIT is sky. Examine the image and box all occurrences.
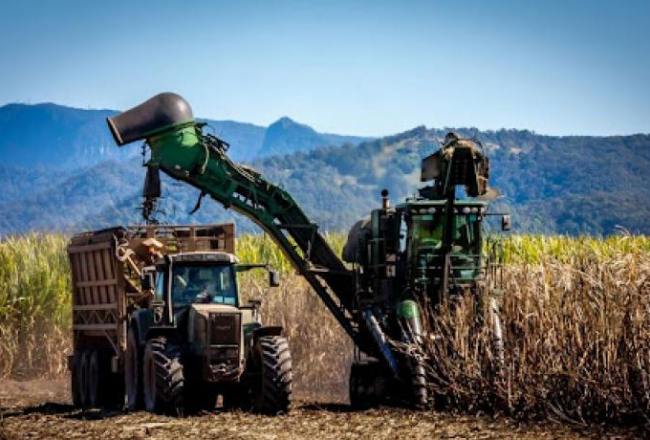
[0,0,648,137]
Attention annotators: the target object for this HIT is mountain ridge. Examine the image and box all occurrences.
[0,124,647,236]
[0,102,371,167]
[0,102,648,236]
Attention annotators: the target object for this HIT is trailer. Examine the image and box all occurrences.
[67,224,236,408]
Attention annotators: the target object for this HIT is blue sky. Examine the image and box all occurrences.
[0,0,648,136]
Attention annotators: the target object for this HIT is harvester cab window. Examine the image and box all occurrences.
[172,264,237,306]
[452,213,480,255]
[407,208,481,273]
[410,214,444,252]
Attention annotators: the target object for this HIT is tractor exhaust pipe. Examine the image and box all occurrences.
[381,189,390,210]
[107,92,194,146]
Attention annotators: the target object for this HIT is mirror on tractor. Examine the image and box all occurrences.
[269,270,280,288]
[140,272,155,290]
[501,214,512,232]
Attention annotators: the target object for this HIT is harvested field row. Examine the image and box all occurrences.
[0,379,639,439]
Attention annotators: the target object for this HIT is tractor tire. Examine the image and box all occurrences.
[251,336,292,414]
[142,336,185,415]
[70,352,83,407]
[349,359,387,409]
[125,329,142,411]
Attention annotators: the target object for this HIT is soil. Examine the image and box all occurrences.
[0,379,643,439]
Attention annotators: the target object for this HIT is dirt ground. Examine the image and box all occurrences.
[0,379,644,440]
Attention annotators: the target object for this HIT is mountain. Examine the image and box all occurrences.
[0,123,647,236]
[0,103,370,168]
[251,127,650,234]
[198,119,265,162]
[260,117,365,157]
[0,103,125,168]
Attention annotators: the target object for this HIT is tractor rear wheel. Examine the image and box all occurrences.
[125,329,142,411]
[143,336,185,415]
[251,336,292,414]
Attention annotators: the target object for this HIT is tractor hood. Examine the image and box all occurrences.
[188,303,242,346]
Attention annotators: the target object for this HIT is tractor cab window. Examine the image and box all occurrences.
[171,264,238,306]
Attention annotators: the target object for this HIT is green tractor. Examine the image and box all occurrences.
[135,252,291,415]
[106,93,509,408]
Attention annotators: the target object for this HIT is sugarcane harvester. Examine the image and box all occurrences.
[107,93,507,408]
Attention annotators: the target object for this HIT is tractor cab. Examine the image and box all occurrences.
[140,251,280,385]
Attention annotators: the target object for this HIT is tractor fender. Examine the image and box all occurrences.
[252,326,283,344]
[145,326,178,341]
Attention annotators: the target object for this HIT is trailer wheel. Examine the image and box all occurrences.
[143,336,185,415]
[87,350,101,407]
[71,352,83,407]
[125,329,142,410]
[251,336,292,414]
[78,350,90,408]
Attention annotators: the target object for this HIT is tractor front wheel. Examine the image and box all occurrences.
[250,336,292,414]
[143,336,185,415]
